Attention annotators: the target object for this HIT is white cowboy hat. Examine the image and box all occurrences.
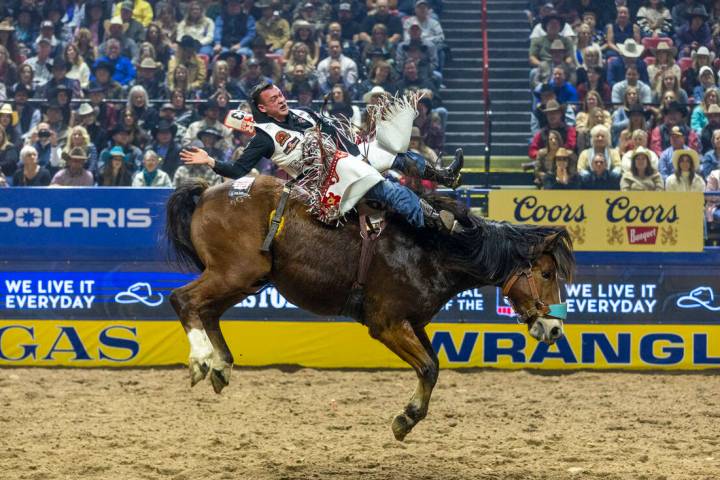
[671,148,700,173]
[618,39,644,58]
[362,85,387,103]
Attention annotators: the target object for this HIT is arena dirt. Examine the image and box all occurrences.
[0,367,718,480]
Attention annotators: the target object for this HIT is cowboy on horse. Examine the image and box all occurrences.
[179,82,464,233]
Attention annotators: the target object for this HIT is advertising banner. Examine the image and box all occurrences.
[488,191,704,252]
[1,264,719,369]
[0,188,170,261]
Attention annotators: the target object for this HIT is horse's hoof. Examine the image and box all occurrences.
[209,366,231,394]
[391,413,414,441]
[189,360,209,387]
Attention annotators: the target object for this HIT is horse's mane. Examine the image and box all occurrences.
[406,195,575,286]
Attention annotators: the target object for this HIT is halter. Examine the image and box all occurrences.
[501,266,567,324]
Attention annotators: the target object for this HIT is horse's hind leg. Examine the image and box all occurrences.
[369,320,439,441]
[170,264,267,390]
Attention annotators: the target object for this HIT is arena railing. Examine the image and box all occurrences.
[481,0,492,188]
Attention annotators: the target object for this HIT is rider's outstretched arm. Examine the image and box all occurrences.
[212,134,274,179]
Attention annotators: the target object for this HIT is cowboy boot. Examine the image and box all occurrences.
[422,148,464,189]
[419,198,465,234]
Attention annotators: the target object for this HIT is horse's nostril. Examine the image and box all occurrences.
[550,326,561,338]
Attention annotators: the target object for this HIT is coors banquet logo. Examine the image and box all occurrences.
[605,196,678,245]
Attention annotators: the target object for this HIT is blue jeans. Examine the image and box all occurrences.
[364,179,424,227]
[391,151,427,175]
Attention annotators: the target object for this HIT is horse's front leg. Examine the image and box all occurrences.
[369,319,439,441]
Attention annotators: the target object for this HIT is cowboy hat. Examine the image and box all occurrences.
[0,103,18,126]
[103,16,129,34]
[197,127,223,140]
[687,5,709,20]
[541,11,565,30]
[92,59,116,75]
[662,100,688,117]
[707,104,720,115]
[109,145,126,157]
[555,147,573,158]
[630,146,652,162]
[138,57,160,69]
[178,35,199,50]
[77,103,95,116]
[549,39,566,51]
[652,41,677,58]
[0,18,15,32]
[362,85,387,103]
[152,118,178,137]
[618,39,644,58]
[541,99,563,113]
[692,46,715,63]
[672,149,699,173]
[699,65,714,78]
[68,147,88,160]
[292,19,314,34]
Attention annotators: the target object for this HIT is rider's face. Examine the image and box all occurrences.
[258,86,289,118]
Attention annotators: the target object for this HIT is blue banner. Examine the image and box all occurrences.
[0,187,171,262]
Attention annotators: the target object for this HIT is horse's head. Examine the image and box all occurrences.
[501,230,574,345]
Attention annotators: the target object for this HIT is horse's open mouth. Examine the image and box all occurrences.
[529,317,564,344]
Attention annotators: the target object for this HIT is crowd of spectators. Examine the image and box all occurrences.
[0,0,447,190]
[526,0,720,226]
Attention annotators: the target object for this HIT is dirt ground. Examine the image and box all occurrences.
[0,368,718,480]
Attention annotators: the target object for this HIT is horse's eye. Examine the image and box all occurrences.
[541,271,553,280]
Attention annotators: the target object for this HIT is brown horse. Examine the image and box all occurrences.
[166,176,575,441]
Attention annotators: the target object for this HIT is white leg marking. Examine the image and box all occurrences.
[188,328,214,362]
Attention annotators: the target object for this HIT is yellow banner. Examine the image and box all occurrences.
[1,320,719,370]
[488,191,704,252]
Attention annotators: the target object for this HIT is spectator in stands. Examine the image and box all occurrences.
[658,125,692,179]
[168,36,207,92]
[94,38,136,87]
[577,107,611,152]
[255,1,290,51]
[51,147,94,186]
[74,28,99,66]
[26,38,54,88]
[13,145,51,187]
[0,103,20,146]
[533,39,575,88]
[682,46,715,95]
[0,45,18,88]
[100,16,138,60]
[692,87,720,133]
[364,24,394,71]
[360,0,403,45]
[64,43,90,90]
[676,5,712,57]
[117,1,147,44]
[547,66,577,104]
[240,58,275,98]
[337,3,362,43]
[63,125,98,174]
[284,20,320,66]
[317,39,358,87]
[12,85,40,142]
[101,146,133,186]
[250,38,282,84]
[618,104,651,153]
[127,85,158,130]
[397,60,436,97]
[637,0,673,38]
[0,125,18,180]
[132,149,173,187]
[666,148,705,190]
[543,147,581,189]
[169,90,194,127]
[529,11,574,68]
[356,60,397,100]
[0,19,22,65]
[701,129,720,177]
[578,124,622,173]
[31,120,63,172]
[285,41,317,76]
[646,41,680,90]
[672,0,702,29]
[612,65,653,107]
[213,0,256,56]
[184,99,232,150]
[173,145,224,187]
[699,104,720,153]
[621,129,659,171]
[580,152,622,189]
[144,23,172,67]
[413,96,443,156]
[577,63,612,104]
[295,1,328,35]
[135,58,165,99]
[581,10,607,48]
[573,23,594,68]
[405,0,444,62]
[156,2,179,42]
[607,39,650,86]
[529,99,577,160]
[606,6,641,58]
[409,125,438,167]
[112,0,154,28]
[318,60,345,94]
[705,165,720,225]
[534,129,563,186]
[149,119,182,178]
[14,7,40,54]
[652,70,690,105]
[99,125,144,175]
[119,107,151,151]
[177,2,215,55]
[692,65,718,101]
[651,101,700,155]
[620,146,664,190]
[39,56,83,100]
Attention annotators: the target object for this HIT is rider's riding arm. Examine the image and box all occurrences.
[211,131,275,179]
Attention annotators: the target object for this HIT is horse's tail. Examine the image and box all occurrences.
[166,179,208,271]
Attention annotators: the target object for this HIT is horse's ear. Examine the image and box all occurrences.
[535,229,564,255]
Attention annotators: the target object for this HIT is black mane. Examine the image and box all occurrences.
[411,195,575,286]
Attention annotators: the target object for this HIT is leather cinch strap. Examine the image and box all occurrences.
[261,183,292,252]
